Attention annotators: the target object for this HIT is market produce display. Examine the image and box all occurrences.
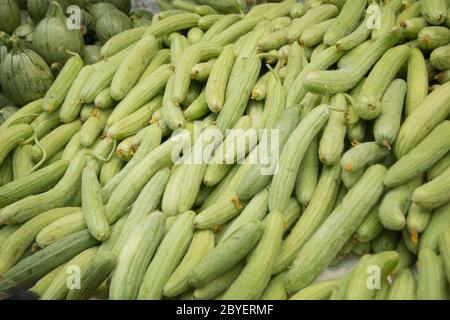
[0,0,450,300]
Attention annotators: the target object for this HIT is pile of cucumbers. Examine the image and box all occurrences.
[0,0,450,300]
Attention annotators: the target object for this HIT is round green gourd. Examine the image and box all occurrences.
[0,0,21,34]
[32,1,85,65]
[0,39,53,106]
[95,8,133,44]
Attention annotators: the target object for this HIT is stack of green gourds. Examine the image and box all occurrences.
[0,0,450,300]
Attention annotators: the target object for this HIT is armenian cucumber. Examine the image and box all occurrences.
[412,166,450,209]
[285,165,387,292]
[417,246,447,300]
[387,269,416,300]
[421,0,448,25]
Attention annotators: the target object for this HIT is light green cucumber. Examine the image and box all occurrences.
[372,229,401,253]
[295,138,319,207]
[417,246,447,300]
[273,164,341,274]
[354,202,383,243]
[420,201,450,252]
[412,166,450,209]
[107,96,162,141]
[400,17,428,39]
[337,39,373,69]
[11,144,34,180]
[378,176,422,231]
[222,211,284,299]
[164,230,215,297]
[286,165,387,292]
[269,105,329,213]
[29,264,65,298]
[421,0,448,25]
[202,14,242,42]
[0,207,79,275]
[430,44,450,70]
[386,121,450,187]
[41,247,98,300]
[335,9,373,51]
[205,44,235,112]
[109,211,165,300]
[345,251,399,300]
[0,99,42,134]
[283,42,307,95]
[162,75,186,130]
[82,167,110,241]
[372,0,402,40]
[184,90,209,121]
[406,202,432,237]
[138,211,195,300]
[209,16,264,46]
[260,272,288,300]
[290,279,340,300]
[302,32,401,99]
[387,269,416,300]
[66,251,116,300]
[161,165,185,217]
[189,220,263,288]
[99,155,123,186]
[42,54,84,113]
[79,109,111,147]
[61,132,81,161]
[107,64,172,127]
[406,47,433,114]
[0,150,87,224]
[198,14,223,30]
[319,93,347,165]
[192,263,244,300]
[428,152,450,180]
[439,230,450,284]
[191,59,214,81]
[394,81,450,158]
[323,0,367,46]
[300,18,336,47]
[0,159,69,209]
[418,26,450,50]
[79,104,95,122]
[0,124,34,167]
[31,120,82,163]
[138,48,171,82]
[374,79,407,148]
[341,142,390,173]
[287,4,339,43]
[35,211,85,248]
[0,230,99,293]
[94,88,116,110]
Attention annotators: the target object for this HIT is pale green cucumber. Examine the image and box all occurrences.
[11,144,34,180]
[191,59,214,81]
[396,1,422,26]
[290,279,340,300]
[0,99,42,134]
[79,104,95,122]
[184,90,209,121]
[387,269,416,300]
[27,112,60,144]
[345,251,399,300]
[260,272,288,300]
[378,176,422,231]
[80,46,132,103]
[337,39,373,69]
[169,32,189,67]
[405,49,429,116]
[162,165,185,217]
[0,230,98,293]
[0,159,69,209]
[269,105,329,213]
[107,96,162,140]
[418,26,450,50]
[273,164,341,274]
[138,49,171,82]
[0,150,87,224]
[372,230,401,253]
[209,16,264,46]
[41,247,98,300]
[287,4,339,43]
[250,72,270,101]
[0,124,34,166]
[286,165,387,292]
[162,75,186,130]
[323,0,367,46]
[283,42,307,95]
[94,88,116,110]
[421,0,448,25]
[31,120,82,163]
[400,17,428,39]
[42,54,84,113]
[319,93,347,165]
[420,201,450,252]
[35,211,85,248]
[0,207,79,275]
[192,263,244,300]
[194,197,244,230]
[164,230,215,297]
[335,10,373,51]
[374,79,407,148]
[202,14,242,41]
[295,138,319,207]
[205,44,235,112]
[198,14,223,30]
[412,166,450,209]
[302,32,401,99]
[107,64,172,127]
[109,211,165,300]
[354,202,383,243]
[406,202,432,236]
[372,0,402,39]
[281,198,302,233]
[394,82,450,158]
[386,121,450,187]
[300,18,336,47]
[352,240,372,256]
[138,211,195,300]
[66,251,116,300]
[395,240,416,271]
[428,152,450,180]
[111,34,158,100]
[439,230,450,284]
[30,264,65,298]
[189,221,263,288]
[417,246,447,300]
[341,142,390,173]
[430,44,450,70]
[216,57,261,132]
[82,167,110,241]
[79,109,111,147]
[341,167,365,189]
[222,211,284,300]
[99,155,123,186]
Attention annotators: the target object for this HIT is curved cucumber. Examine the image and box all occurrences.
[387,269,416,300]
[420,201,450,252]
[341,142,390,173]
[417,246,447,300]
[285,165,387,292]
[0,124,34,166]
[412,166,450,209]
[289,279,340,300]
